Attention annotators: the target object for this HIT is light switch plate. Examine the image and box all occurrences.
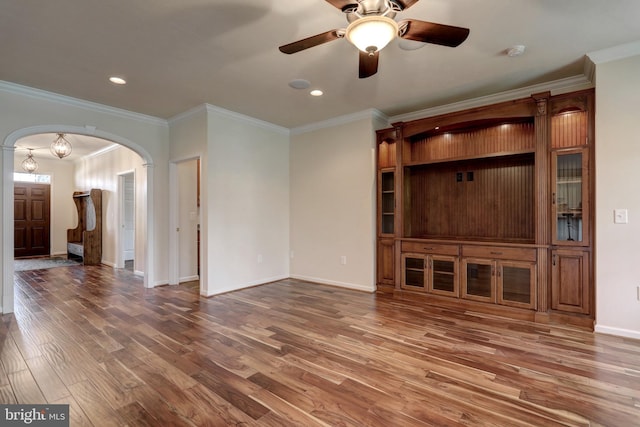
[614,209,628,224]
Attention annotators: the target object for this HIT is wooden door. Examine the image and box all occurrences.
[14,183,51,258]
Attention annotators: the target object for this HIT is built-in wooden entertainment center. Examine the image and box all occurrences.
[376,89,594,328]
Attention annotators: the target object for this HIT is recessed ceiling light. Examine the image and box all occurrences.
[506,45,526,57]
[288,79,311,89]
[310,89,323,97]
[109,76,127,85]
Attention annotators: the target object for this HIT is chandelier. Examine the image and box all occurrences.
[50,133,72,159]
[21,149,39,173]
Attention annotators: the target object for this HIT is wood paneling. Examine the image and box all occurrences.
[408,121,535,164]
[407,154,535,242]
[551,111,588,148]
[5,267,640,426]
[377,141,396,169]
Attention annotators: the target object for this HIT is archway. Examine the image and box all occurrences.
[2,125,156,313]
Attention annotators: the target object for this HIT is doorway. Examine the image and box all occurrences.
[118,171,135,271]
[14,182,51,258]
[174,158,200,285]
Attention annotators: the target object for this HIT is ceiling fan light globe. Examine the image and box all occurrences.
[346,15,398,54]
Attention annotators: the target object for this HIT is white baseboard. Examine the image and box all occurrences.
[290,274,376,293]
[179,275,199,283]
[594,324,640,340]
[101,260,116,268]
[201,274,289,297]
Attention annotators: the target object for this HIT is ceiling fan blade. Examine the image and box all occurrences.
[279,30,342,54]
[391,0,421,10]
[359,51,379,78]
[399,19,470,47]
[324,0,358,11]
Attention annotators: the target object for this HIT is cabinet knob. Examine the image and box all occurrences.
[490,251,503,255]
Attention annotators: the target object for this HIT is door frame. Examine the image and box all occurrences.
[168,156,203,291]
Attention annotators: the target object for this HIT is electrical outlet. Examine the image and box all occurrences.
[290,250,294,259]
[637,285,640,302]
[257,254,263,264]
[340,255,347,265]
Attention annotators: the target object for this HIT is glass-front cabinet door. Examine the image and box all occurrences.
[462,258,495,303]
[379,170,395,235]
[552,149,589,246]
[401,254,426,291]
[497,261,536,309]
[429,255,458,297]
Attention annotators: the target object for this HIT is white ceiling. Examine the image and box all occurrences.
[2,0,640,135]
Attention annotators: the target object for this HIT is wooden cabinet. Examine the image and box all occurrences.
[401,242,459,296]
[375,89,594,328]
[401,253,459,296]
[461,246,536,309]
[376,128,400,288]
[551,249,590,314]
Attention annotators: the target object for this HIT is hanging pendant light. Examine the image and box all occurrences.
[22,149,39,173]
[50,133,72,159]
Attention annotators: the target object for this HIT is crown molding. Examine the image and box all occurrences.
[205,104,290,136]
[167,104,208,124]
[389,75,593,124]
[290,109,388,135]
[0,80,167,127]
[587,40,640,65]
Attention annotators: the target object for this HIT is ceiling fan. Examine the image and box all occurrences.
[279,0,470,78]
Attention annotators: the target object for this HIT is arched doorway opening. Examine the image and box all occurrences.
[2,125,156,313]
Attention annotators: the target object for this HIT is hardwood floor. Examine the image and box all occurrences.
[2,265,640,426]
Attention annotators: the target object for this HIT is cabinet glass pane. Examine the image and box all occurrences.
[466,263,492,297]
[404,257,424,288]
[556,153,582,242]
[432,259,455,292]
[381,172,394,234]
[502,266,531,304]
[382,172,394,192]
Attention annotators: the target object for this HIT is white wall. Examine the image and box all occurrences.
[169,107,207,290]
[177,159,199,282]
[593,53,640,339]
[289,113,381,292]
[12,155,76,256]
[74,146,146,271]
[205,106,290,296]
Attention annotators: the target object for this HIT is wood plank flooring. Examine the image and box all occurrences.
[2,265,640,426]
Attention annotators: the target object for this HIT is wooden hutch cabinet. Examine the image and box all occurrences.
[376,89,595,328]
